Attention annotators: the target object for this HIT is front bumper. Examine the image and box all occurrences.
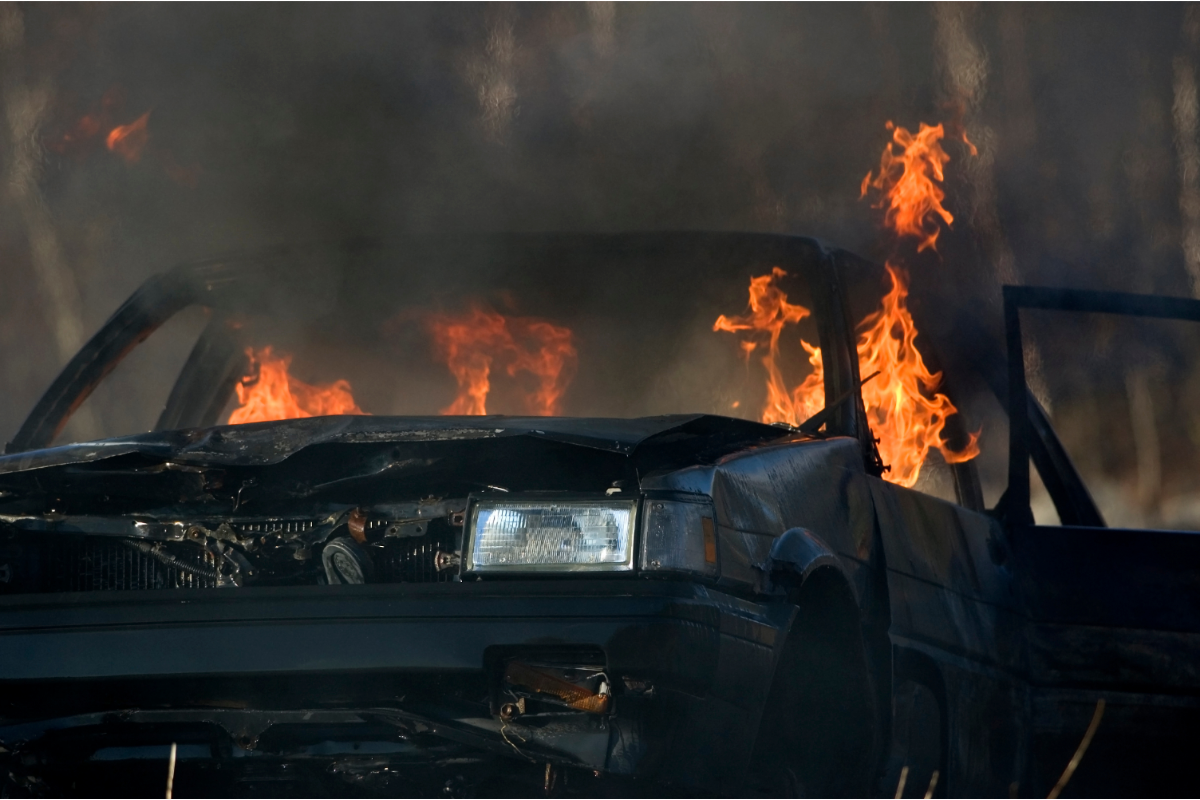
[0,580,787,791]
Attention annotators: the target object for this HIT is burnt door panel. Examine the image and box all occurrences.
[869,479,1025,796]
[1009,523,1200,797]
[1001,286,1200,797]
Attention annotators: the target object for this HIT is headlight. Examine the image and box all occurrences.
[465,498,636,573]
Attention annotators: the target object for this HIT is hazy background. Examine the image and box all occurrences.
[1,2,1197,526]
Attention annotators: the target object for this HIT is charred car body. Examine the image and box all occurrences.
[0,234,1195,797]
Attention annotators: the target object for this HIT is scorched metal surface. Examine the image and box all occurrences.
[0,234,1194,798]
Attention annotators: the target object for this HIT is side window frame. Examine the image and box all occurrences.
[1000,285,1200,528]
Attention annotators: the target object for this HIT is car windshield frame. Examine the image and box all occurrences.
[8,234,866,459]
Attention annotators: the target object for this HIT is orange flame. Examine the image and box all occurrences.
[860,121,976,253]
[227,346,367,424]
[49,89,199,184]
[47,87,122,158]
[857,263,979,486]
[714,267,824,425]
[106,111,150,164]
[716,265,978,488]
[428,307,577,416]
[48,113,105,156]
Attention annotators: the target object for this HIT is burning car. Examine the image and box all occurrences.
[0,233,1195,797]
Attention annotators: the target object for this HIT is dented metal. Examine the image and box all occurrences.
[0,236,1195,796]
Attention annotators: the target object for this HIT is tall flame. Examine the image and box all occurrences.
[713,267,824,425]
[860,121,975,253]
[228,346,367,424]
[716,266,978,488]
[106,111,150,164]
[428,306,577,416]
[857,263,979,486]
[720,117,981,486]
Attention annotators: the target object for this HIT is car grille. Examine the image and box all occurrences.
[0,517,460,593]
[41,536,221,592]
[377,529,457,584]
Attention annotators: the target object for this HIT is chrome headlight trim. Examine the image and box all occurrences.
[463,496,638,574]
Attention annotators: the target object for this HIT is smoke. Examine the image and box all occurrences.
[464,5,520,143]
[0,4,1196,523]
[1173,5,1200,297]
[0,3,99,440]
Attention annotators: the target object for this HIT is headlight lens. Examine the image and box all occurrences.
[466,499,636,572]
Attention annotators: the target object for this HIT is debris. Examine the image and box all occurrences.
[499,698,525,720]
[434,550,461,571]
[347,508,367,543]
[895,765,908,799]
[165,742,176,800]
[1047,699,1106,799]
[504,661,610,714]
[322,537,374,584]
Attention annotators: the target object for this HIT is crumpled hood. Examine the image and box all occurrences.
[0,414,789,475]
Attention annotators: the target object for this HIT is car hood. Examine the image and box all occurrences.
[0,414,790,475]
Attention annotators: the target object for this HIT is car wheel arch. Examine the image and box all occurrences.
[744,548,880,796]
[881,647,949,797]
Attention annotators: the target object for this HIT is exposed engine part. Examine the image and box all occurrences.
[221,547,255,584]
[384,520,428,538]
[434,550,461,571]
[0,700,626,798]
[0,502,465,594]
[122,539,225,584]
[499,697,526,720]
[347,508,367,543]
[322,537,374,584]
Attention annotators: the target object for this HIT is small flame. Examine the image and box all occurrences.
[713,267,824,426]
[860,121,976,253]
[49,89,199,184]
[106,111,150,164]
[49,113,105,155]
[716,265,978,487]
[227,346,367,424]
[428,306,577,416]
[47,87,123,158]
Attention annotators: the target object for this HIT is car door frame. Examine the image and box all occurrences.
[1000,284,1200,796]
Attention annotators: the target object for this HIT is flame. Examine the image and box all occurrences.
[106,111,150,164]
[227,346,367,424]
[428,306,577,416]
[860,121,976,253]
[49,89,199,184]
[47,87,122,157]
[856,263,979,487]
[48,113,105,155]
[716,265,978,488]
[714,267,824,425]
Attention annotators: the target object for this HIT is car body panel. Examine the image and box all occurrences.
[0,235,1197,796]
